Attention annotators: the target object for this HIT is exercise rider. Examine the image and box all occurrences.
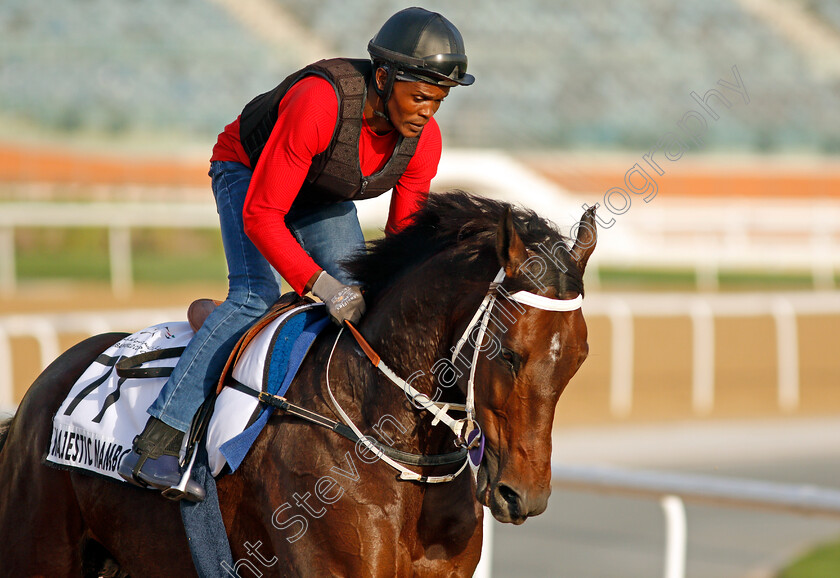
[118,7,475,501]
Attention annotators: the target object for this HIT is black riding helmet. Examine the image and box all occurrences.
[368,7,474,119]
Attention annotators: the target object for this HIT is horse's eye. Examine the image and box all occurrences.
[498,347,520,374]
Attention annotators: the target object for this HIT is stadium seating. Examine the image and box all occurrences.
[1,0,839,151]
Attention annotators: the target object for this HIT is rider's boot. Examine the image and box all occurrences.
[118,417,205,502]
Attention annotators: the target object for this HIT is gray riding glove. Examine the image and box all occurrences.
[311,271,366,326]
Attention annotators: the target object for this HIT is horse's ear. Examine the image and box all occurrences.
[496,206,528,276]
[571,206,597,272]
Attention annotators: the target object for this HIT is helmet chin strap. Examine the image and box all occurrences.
[372,64,397,122]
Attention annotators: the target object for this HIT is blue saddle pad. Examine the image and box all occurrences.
[219,307,330,472]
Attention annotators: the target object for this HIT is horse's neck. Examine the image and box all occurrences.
[332,265,487,453]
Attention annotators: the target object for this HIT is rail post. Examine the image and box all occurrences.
[474,507,494,578]
[0,226,15,296]
[660,495,687,578]
[772,297,799,412]
[690,299,715,415]
[0,325,12,410]
[108,225,133,297]
[608,298,634,417]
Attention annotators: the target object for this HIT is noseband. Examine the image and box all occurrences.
[331,267,583,483]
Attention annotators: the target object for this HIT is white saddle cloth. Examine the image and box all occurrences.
[46,306,311,481]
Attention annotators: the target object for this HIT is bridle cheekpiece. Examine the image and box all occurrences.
[331,267,583,483]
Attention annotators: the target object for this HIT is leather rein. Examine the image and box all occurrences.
[325,267,584,484]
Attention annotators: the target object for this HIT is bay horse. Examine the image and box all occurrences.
[0,192,595,576]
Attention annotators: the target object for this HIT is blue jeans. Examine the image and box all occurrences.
[148,160,366,432]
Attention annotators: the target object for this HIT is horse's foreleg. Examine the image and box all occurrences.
[411,477,484,576]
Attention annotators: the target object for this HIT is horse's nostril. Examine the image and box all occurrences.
[498,484,520,506]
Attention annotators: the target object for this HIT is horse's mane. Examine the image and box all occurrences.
[344,191,583,301]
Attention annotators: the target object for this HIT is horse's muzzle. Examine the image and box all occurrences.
[491,482,550,524]
[477,465,550,524]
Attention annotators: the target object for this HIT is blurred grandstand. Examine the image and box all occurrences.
[1,0,839,287]
[1,0,840,151]
[1,0,840,291]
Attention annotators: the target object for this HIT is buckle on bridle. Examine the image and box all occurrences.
[459,420,485,471]
[455,419,481,450]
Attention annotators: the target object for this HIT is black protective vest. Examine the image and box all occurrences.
[239,58,419,206]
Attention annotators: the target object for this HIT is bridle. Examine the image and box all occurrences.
[327,267,583,483]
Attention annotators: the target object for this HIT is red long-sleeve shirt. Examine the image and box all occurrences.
[210,76,442,294]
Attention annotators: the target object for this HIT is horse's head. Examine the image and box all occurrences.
[471,206,596,524]
[344,193,595,524]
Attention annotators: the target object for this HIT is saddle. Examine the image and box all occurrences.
[209,291,315,395]
[158,292,319,462]
[186,298,223,332]
[185,292,317,396]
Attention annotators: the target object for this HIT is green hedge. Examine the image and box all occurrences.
[11,228,838,290]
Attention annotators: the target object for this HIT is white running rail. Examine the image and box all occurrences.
[2,292,840,414]
[0,308,183,411]
[2,197,839,295]
[581,291,840,417]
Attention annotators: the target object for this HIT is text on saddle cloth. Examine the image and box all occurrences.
[44,302,330,482]
[46,322,194,481]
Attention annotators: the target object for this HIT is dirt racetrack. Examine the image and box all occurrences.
[2,282,840,427]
